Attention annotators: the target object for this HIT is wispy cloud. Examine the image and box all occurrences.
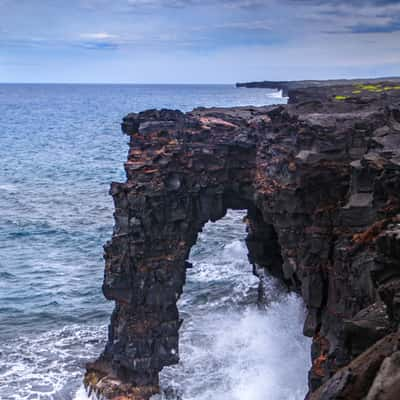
[1,0,400,82]
[79,32,118,40]
[214,20,272,31]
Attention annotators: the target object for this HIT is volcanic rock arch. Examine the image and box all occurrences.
[86,84,400,400]
[86,108,289,399]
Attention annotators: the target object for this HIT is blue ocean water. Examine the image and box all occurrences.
[0,84,309,400]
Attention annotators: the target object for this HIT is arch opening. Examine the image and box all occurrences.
[155,209,311,400]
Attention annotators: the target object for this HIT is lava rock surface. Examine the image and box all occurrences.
[86,82,400,400]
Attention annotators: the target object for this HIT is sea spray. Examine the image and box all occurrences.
[155,210,311,400]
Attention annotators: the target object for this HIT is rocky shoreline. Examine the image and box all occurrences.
[236,77,400,97]
[85,80,400,399]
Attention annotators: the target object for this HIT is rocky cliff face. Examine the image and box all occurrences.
[85,82,400,400]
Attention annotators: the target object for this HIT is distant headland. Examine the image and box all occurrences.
[236,77,400,97]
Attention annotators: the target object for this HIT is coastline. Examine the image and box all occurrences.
[86,79,400,399]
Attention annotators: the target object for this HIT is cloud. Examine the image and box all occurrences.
[214,20,272,31]
[290,0,400,5]
[79,32,118,40]
[126,0,193,7]
[80,0,274,12]
[79,41,119,49]
[350,21,400,33]
[2,0,400,82]
[290,0,400,35]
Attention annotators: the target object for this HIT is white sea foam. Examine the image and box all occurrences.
[0,324,107,400]
[73,386,92,400]
[157,288,310,400]
[156,211,311,400]
[270,89,287,99]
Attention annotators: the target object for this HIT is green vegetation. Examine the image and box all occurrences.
[356,84,382,92]
[334,95,349,101]
[334,82,400,101]
[353,83,400,93]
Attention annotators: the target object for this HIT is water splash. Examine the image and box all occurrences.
[156,211,311,400]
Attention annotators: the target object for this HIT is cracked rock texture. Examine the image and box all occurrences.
[85,82,400,399]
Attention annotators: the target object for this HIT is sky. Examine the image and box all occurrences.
[1,0,400,83]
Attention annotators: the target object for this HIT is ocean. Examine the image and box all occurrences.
[0,84,310,400]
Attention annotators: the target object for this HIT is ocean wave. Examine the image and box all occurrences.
[0,324,107,400]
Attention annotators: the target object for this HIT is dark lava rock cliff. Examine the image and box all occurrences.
[85,82,400,400]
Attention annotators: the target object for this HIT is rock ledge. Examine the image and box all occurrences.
[86,82,400,399]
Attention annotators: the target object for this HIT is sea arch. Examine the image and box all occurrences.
[85,100,380,399]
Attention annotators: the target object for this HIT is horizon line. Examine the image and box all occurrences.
[0,82,240,86]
